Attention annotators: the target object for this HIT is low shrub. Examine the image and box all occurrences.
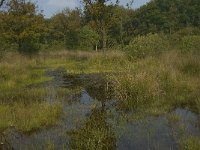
[126,33,170,59]
[179,35,200,54]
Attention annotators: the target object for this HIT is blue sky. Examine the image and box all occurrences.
[35,0,150,18]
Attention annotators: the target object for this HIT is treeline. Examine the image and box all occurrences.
[0,0,200,55]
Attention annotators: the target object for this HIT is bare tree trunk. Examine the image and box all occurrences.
[64,34,66,46]
[120,16,124,47]
[95,44,98,52]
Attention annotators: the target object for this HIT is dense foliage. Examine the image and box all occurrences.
[0,0,199,55]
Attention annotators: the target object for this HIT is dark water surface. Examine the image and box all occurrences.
[1,69,200,150]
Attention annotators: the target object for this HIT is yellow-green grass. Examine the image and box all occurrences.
[0,88,48,104]
[35,50,128,74]
[1,50,200,115]
[110,51,200,115]
[179,136,200,150]
[0,50,128,77]
[167,114,182,124]
[0,53,51,91]
[0,87,81,132]
[0,102,62,133]
[1,50,200,135]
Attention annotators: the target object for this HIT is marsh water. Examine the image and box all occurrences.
[1,69,200,150]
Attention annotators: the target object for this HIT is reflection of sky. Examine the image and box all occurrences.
[33,0,150,18]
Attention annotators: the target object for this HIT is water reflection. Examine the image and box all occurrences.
[68,107,116,150]
[0,133,13,150]
[1,70,200,150]
[67,74,117,149]
[84,77,114,107]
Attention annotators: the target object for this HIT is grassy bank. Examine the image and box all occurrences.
[0,53,58,132]
[1,50,200,116]
[0,102,62,132]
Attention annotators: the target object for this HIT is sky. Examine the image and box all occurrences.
[35,0,150,18]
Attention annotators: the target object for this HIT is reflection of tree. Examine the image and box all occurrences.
[85,77,114,106]
[0,0,5,7]
[67,75,116,149]
[0,133,13,150]
[68,107,116,150]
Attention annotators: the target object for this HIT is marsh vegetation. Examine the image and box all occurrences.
[1,0,200,149]
[0,49,200,149]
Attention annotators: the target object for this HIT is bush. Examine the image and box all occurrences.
[0,38,17,60]
[179,35,200,54]
[126,33,170,59]
[18,40,40,56]
[169,27,200,49]
[176,27,200,36]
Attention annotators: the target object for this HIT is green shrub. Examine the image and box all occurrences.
[169,27,200,51]
[126,33,170,59]
[0,37,17,60]
[180,35,200,54]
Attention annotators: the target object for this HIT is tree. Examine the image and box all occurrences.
[82,0,116,50]
[131,0,200,35]
[107,6,135,47]
[79,26,100,50]
[0,0,46,54]
[50,8,81,49]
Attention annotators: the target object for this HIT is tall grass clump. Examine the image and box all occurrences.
[111,51,200,115]
[125,33,170,59]
[111,70,161,111]
[178,55,200,77]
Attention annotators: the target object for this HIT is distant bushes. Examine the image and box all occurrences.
[126,33,170,59]
[125,28,200,59]
[175,27,200,36]
[169,27,200,54]
[179,35,200,54]
[18,40,41,55]
[0,38,17,60]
